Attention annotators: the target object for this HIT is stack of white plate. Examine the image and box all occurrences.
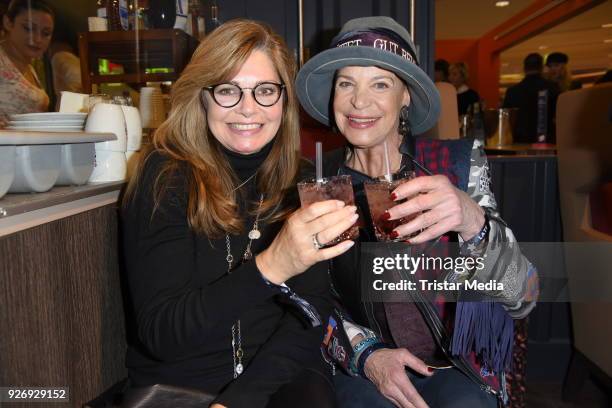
[7,112,87,132]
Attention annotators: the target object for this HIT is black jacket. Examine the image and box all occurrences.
[503,73,560,143]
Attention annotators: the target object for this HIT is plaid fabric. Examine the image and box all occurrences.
[414,138,459,187]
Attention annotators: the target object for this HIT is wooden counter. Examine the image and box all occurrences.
[0,182,126,407]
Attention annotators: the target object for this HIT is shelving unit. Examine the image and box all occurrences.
[78,29,199,93]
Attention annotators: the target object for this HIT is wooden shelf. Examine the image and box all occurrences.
[78,29,198,92]
[88,73,177,84]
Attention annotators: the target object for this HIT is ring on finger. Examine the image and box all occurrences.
[312,233,324,250]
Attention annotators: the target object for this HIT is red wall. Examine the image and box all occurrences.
[435,39,478,70]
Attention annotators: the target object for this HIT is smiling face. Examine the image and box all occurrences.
[3,10,54,60]
[333,65,410,150]
[204,49,283,155]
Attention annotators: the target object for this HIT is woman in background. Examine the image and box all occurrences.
[0,0,54,123]
[448,62,480,116]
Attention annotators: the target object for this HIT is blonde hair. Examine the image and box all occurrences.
[124,19,300,238]
[450,62,469,82]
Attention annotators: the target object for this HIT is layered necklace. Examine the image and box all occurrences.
[225,193,264,378]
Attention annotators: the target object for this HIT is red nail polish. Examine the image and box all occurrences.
[390,230,399,239]
[390,192,398,201]
[427,367,434,373]
[381,211,391,221]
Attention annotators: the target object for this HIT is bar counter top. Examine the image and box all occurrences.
[484,143,557,156]
[0,181,124,237]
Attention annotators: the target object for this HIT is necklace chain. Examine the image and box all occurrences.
[226,194,264,378]
[231,172,257,193]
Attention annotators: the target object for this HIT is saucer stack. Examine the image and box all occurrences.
[7,112,87,132]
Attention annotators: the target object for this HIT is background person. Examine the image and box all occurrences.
[434,58,449,83]
[448,61,480,116]
[503,53,560,143]
[122,20,356,408]
[545,52,581,92]
[0,0,53,124]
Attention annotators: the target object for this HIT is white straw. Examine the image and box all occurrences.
[315,142,323,183]
[383,140,392,182]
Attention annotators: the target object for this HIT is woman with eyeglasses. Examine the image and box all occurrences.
[121,19,355,408]
[0,0,54,125]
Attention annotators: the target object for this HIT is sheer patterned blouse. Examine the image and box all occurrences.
[0,44,49,122]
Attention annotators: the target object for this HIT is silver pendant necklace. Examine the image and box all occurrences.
[225,194,264,378]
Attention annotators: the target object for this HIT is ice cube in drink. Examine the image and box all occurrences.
[297,175,359,246]
[364,171,419,242]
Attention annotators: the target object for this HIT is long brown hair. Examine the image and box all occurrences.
[124,19,300,238]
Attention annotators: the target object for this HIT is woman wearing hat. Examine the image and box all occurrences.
[297,17,538,408]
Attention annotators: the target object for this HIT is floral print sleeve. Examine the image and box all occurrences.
[459,139,539,319]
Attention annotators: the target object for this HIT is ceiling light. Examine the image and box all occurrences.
[496,1,510,7]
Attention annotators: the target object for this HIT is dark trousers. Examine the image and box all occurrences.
[334,367,498,408]
[267,368,337,408]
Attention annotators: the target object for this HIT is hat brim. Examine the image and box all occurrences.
[296,46,440,135]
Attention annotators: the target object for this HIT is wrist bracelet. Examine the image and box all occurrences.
[357,343,391,378]
[350,337,379,375]
[463,211,490,249]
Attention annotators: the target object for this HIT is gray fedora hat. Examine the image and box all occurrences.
[296,16,440,135]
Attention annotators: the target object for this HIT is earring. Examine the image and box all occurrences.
[399,105,410,134]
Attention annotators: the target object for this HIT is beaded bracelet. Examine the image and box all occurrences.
[357,343,391,378]
[349,337,379,375]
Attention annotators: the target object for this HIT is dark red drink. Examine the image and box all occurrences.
[364,171,419,242]
[297,175,359,246]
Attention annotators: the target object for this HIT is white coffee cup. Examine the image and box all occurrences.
[0,145,16,199]
[122,105,143,151]
[85,103,127,152]
[9,145,61,193]
[89,150,127,183]
[56,143,95,186]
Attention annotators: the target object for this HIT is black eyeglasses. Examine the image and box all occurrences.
[203,82,285,108]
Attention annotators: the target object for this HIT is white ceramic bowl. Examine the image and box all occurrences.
[56,143,95,186]
[9,145,61,193]
[0,145,16,199]
[89,150,127,183]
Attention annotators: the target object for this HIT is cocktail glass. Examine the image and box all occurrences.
[297,175,359,246]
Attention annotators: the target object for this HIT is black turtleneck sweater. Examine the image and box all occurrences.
[120,142,332,407]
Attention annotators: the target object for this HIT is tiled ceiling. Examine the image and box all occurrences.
[436,0,533,39]
[500,0,612,76]
[436,0,612,78]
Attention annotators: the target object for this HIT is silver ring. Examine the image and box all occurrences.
[312,233,324,250]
